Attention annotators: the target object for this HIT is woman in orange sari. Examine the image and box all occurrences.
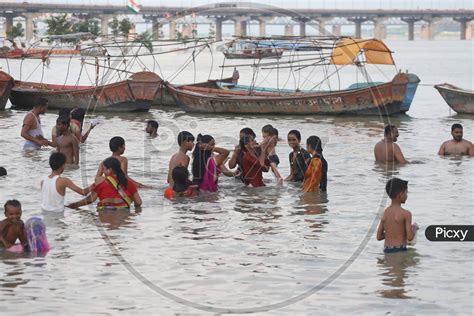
[303,136,327,193]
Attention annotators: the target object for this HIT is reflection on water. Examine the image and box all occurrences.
[376,250,420,299]
[98,209,140,230]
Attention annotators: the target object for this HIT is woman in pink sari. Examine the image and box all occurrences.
[192,134,229,192]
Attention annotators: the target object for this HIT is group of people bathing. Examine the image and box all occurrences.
[1,97,473,254]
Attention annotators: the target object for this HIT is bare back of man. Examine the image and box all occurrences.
[57,134,79,165]
[378,206,413,247]
[374,140,407,164]
[438,139,472,156]
[168,152,190,186]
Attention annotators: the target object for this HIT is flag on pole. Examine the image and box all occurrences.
[127,0,140,14]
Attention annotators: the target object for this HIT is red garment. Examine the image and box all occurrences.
[71,119,81,130]
[242,152,268,187]
[164,187,198,199]
[94,176,137,206]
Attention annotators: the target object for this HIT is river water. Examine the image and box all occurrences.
[0,40,473,314]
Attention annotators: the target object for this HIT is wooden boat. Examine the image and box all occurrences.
[0,70,14,110]
[163,72,420,115]
[223,48,283,59]
[434,84,474,114]
[154,77,236,106]
[10,72,160,112]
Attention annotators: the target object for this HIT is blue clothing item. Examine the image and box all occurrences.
[268,154,280,165]
[384,245,407,253]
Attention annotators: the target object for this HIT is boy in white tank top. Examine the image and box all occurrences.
[41,152,95,212]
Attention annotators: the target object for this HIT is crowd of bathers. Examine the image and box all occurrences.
[1,97,473,254]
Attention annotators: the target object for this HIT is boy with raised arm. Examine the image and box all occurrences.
[41,152,95,212]
[377,178,418,253]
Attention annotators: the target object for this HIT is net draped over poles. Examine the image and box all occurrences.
[330,38,395,65]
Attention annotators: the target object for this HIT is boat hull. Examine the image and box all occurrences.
[434,84,474,114]
[166,73,420,115]
[223,49,283,59]
[10,72,160,112]
[0,71,14,110]
[153,77,235,106]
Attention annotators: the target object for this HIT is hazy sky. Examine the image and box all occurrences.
[13,0,474,10]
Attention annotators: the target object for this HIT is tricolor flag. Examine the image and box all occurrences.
[127,0,140,14]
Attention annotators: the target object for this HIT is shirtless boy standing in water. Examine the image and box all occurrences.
[168,131,195,187]
[438,123,473,156]
[55,116,79,165]
[377,178,418,253]
[374,125,408,164]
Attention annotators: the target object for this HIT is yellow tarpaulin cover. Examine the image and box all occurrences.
[330,38,395,65]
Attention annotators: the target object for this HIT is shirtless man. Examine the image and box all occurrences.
[145,120,159,138]
[374,124,408,164]
[167,131,195,187]
[21,97,52,150]
[377,178,418,253]
[438,123,473,156]
[55,116,79,165]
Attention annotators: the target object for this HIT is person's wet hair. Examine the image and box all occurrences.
[109,136,125,152]
[192,134,214,184]
[288,130,301,141]
[35,97,48,107]
[0,167,6,176]
[147,120,159,130]
[177,131,195,146]
[269,127,278,138]
[103,157,128,187]
[172,166,190,193]
[384,124,397,136]
[262,124,274,135]
[56,115,70,126]
[306,136,323,153]
[385,178,408,199]
[71,108,86,126]
[240,127,256,138]
[58,108,70,117]
[239,134,255,152]
[49,152,66,171]
[4,199,21,213]
[451,123,463,131]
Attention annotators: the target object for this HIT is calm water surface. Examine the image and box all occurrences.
[0,40,473,314]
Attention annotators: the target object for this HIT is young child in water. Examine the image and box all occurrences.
[164,166,198,199]
[0,200,27,250]
[377,178,419,253]
[261,125,283,185]
[302,136,328,192]
[192,134,229,192]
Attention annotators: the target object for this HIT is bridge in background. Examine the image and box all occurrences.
[0,2,473,41]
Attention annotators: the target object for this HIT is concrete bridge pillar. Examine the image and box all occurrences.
[258,17,272,37]
[421,17,440,40]
[150,17,162,40]
[100,14,114,36]
[373,17,387,40]
[4,14,14,39]
[454,17,474,40]
[315,18,331,36]
[401,17,421,41]
[169,20,177,39]
[23,13,41,42]
[467,22,473,40]
[332,24,341,36]
[299,21,306,37]
[348,17,368,38]
[214,17,223,41]
[284,24,294,36]
[233,17,247,37]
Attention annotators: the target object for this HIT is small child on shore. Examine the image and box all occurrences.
[164,166,198,199]
[377,178,419,253]
[0,200,27,250]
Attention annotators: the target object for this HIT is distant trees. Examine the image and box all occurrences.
[45,14,73,37]
[9,22,24,39]
[109,17,135,37]
[72,19,100,36]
